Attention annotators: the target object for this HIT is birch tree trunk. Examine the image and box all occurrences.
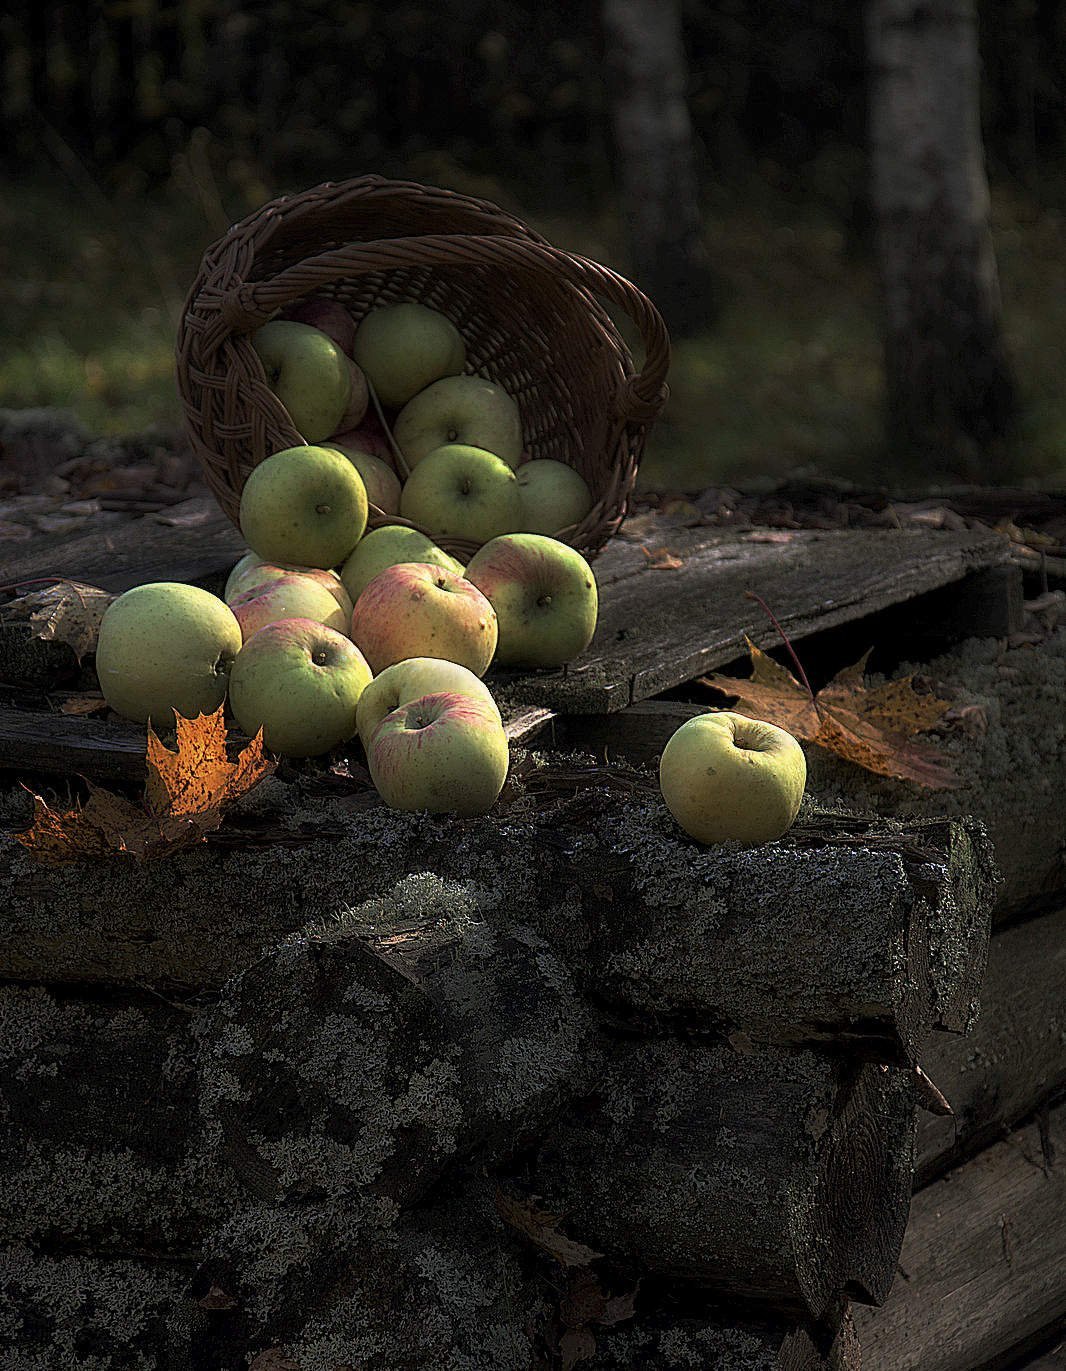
[866,0,1018,476]
[602,0,714,335]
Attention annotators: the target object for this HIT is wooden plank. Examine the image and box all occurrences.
[1017,1340,1066,1370]
[0,498,243,593]
[917,907,1066,1184]
[498,526,1009,713]
[0,705,148,782]
[855,1101,1066,1371]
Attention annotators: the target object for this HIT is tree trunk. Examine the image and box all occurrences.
[602,0,714,335]
[866,0,1018,476]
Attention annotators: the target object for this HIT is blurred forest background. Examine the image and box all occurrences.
[2,0,1065,492]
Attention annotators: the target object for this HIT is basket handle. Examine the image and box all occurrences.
[215,234,670,424]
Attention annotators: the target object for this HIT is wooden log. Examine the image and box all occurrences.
[197,874,593,1211]
[0,792,992,1070]
[855,1100,1066,1371]
[531,1038,917,1319]
[916,905,1066,1183]
[0,985,216,1254]
[496,525,1008,713]
[0,1247,198,1370]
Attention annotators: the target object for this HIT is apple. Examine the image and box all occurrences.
[239,445,368,569]
[95,582,241,726]
[228,618,372,757]
[366,691,509,816]
[400,444,522,545]
[327,420,394,465]
[224,557,352,615]
[393,375,523,470]
[517,459,594,535]
[338,526,464,604]
[464,533,597,668]
[350,562,498,676]
[229,573,351,642]
[659,711,807,845]
[323,440,402,515]
[352,302,466,408]
[251,320,353,443]
[337,357,370,432]
[281,297,356,355]
[356,656,501,750]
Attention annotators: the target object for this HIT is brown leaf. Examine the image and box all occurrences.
[196,1284,238,1311]
[701,640,960,789]
[16,784,154,863]
[58,692,110,716]
[640,545,683,570]
[4,580,114,661]
[494,1188,602,1268]
[741,530,800,544]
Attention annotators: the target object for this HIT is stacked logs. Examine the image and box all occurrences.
[0,774,995,1370]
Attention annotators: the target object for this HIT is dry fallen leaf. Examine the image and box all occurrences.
[494,1188,602,1268]
[3,579,114,661]
[16,705,275,863]
[58,692,110,716]
[640,545,684,570]
[700,638,961,789]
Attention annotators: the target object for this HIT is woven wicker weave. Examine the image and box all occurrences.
[176,175,670,559]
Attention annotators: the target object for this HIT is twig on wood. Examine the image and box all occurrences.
[744,589,818,712]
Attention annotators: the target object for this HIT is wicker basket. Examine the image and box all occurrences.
[176,175,670,560]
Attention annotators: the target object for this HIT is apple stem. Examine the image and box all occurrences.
[367,376,411,480]
[744,590,818,712]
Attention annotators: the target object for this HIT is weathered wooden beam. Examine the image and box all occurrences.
[531,1038,916,1319]
[855,1101,1066,1371]
[916,906,1066,1184]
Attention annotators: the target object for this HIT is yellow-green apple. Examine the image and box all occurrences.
[517,459,593,534]
[228,618,372,757]
[337,358,369,431]
[350,563,498,676]
[356,656,501,749]
[400,444,522,545]
[224,556,352,614]
[394,375,523,470]
[229,573,351,642]
[339,526,463,603]
[352,302,466,407]
[239,445,368,569]
[251,321,353,443]
[281,297,357,354]
[366,691,508,816]
[323,439,402,515]
[95,582,241,726]
[658,712,807,845]
[464,533,597,667]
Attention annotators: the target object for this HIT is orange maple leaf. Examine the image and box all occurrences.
[17,706,274,863]
[700,638,961,789]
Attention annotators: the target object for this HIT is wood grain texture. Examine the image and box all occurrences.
[917,906,1066,1184]
[498,525,1008,713]
[856,1102,1066,1371]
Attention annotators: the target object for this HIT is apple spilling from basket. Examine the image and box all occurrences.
[92,300,806,843]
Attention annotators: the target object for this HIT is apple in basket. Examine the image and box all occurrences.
[517,459,594,535]
[322,438,402,515]
[352,302,467,408]
[228,618,372,758]
[464,533,598,668]
[238,445,368,570]
[659,712,807,845]
[350,563,498,677]
[339,526,464,604]
[393,375,523,470]
[281,296,357,355]
[400,444,523,545]
[251,320,356,443]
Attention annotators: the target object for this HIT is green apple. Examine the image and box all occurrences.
[224,556,352,614]
[394,375,523,470]
[230,573,351,642]
[517,459,594,535]
[464,533,597,668]
[659,711,807,845]
[95,582,241,726]
[323,439,402,515]
[356,656,501,750]
[400,444,522,545]
[367,691,509,816]
[239,445,368,569]
[228,618,372,757]
[352,302,466,408]
[350,562,498,676]
[251,320,353,443]
[338,525,464,604]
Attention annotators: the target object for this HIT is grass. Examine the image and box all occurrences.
[1,166,1064,490]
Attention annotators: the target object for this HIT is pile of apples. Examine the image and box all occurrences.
[93,299,602,818]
